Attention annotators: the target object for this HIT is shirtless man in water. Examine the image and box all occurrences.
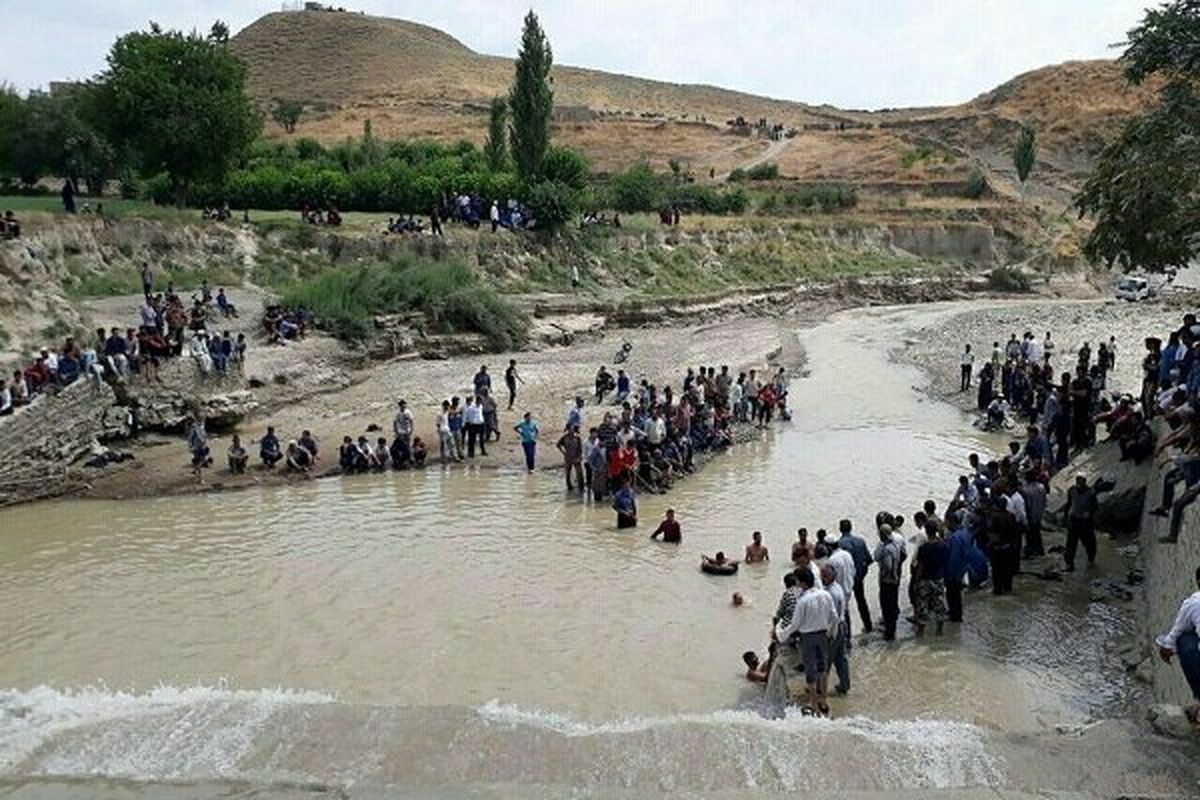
[745,530,769,562]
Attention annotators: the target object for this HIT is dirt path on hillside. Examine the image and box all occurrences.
[711,135,790,181]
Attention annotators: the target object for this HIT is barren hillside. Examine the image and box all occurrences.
[230,10,1157,190]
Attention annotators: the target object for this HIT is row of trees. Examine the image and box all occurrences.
[0,12,752,229]
[0,22,258,208]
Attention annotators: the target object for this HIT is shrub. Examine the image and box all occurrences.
[727,167,748,182]
[745,162,779,181]
[541,146,589,191]
[522,179,580,229]
[987,266,1032,293]
[778,183,857,213]
[964,169,989,199]
[279,257,529,347]
[606,164,663,212]
[667,185,747,214]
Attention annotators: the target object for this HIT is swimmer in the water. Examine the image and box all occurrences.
[745,530,769,563]
[743,650,768,683]
[732,592,745,606]
[702,551,739,571]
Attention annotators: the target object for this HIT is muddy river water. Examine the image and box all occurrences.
[0,302,1194,796]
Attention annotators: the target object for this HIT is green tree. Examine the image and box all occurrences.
[271,99,304,133]
[209,20,230,44]
[484,95,508,171]
[1012,125,1037,200]
[540,146,588,190]
[1076,0,1200,271]
[508,11,554,179]
[92,24,261,207]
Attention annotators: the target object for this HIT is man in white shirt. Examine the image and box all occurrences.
[765,567,839,717]
[1005,485,1028,527]
[1156,566,1200,723]
[820,543,855,599]
[821,565,851,696]
[393,399,415,463]
[40,349,58,374]
[960,344,974,392]
[646,410,666,446]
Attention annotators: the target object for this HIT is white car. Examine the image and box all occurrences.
[1115,276,1151,302]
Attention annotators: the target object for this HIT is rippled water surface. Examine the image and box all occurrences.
[0,303,1149,790]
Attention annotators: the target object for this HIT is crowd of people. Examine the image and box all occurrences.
[1,268,249,417]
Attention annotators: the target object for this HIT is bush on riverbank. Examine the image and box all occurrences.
[987,265,1032,292]
[279,256,529,347]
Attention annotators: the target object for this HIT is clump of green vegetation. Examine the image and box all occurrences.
[279,256,529,348]
[964,169,989,199]
[65,259,243,298]
[728,162,780,182]
[758,184,857,214]
[901,142,957,169]
[39,318,73,341]
[987,266,1032,292]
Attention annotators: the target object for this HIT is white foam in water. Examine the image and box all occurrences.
[475,700,1006,790]
[0,684,334,776]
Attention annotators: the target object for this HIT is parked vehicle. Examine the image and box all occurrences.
[1115,275,1152,302]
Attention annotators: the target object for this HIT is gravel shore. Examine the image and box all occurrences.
[896,298,1186,413]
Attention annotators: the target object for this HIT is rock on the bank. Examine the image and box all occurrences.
[136,390,260,431]
[1148,704,1198,739]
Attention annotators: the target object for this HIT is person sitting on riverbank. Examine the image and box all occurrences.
[340,435,368,473]
[286,439,314,473]
[260,426,283,468]
[227,434,249,474]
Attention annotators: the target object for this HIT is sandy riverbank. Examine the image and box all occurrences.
[75,302,817,502]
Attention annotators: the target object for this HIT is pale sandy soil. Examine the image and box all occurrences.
[79,299,820,500]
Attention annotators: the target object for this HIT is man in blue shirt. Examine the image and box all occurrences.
[835,519,874,634]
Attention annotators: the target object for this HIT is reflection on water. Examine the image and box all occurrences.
[0,305,1141,751]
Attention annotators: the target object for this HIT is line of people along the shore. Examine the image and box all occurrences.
[190,354,793,510]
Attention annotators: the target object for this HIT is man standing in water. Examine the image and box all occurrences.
[514,412,540,473]
[836,519,873,634]
[770,567,839,716]
[745,531,769,562]
[650,508,682,543]
[874,523,906,641]
[555,424,584,490]
[393,399,414,466]
[1059,474,1099,572]
[821,564,851,696]
[504,359,523,410]
[1156,566,1200,725]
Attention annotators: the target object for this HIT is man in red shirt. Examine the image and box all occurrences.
[650,508,682,543]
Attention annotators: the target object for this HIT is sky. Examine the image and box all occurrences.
[1,0,1150,109]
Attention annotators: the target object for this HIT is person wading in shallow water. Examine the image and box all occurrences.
[745,531,769,562]
[1157,565,1200,726]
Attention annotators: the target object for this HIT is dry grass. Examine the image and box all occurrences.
[230,12,1156,201]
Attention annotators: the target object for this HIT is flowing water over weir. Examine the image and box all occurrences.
[0,304,1192,796]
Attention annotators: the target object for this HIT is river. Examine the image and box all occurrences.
[0,302,1193,796]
